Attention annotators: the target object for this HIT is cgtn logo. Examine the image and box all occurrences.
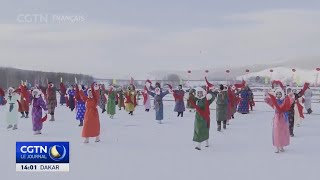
[16,142,69,172]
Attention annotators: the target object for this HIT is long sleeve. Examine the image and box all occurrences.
[79,90,88,102]
[264,95,274,109]
[39,97,48,111]
[161,90,169,98]
[147,90,155,97]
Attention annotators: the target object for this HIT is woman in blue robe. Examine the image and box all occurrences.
[237,86,250,114]
[147,86,169,124]
[68,87,76,112]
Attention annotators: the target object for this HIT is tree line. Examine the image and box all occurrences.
[0,67,94,89]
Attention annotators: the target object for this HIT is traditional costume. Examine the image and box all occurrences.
[125,85,137,115]
[59,82,67,105]
[117,88,125,110]
[216,85,228,131]
[186,89,196,112]
[106,85,117,119]
[188,87,215,150]
[147,84,169,124]
[31,89,48,135]
[46,82,57,121]
[18,84,30,118]
[5,88,20,130]
[0,87,5,106]
[237,86,250,114]
[264,88,294,153]
[75,85,86,126]
[142,86,151,112]
[67,87,76,111]
[173,85,186,117]
[304,87,313,114]
[80,83,100,143]
[99,84,107,113]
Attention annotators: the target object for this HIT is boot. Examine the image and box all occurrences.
[95,136,100,142]
[20,113,25,118]
[205,140,209,147]
[49,115,55,121]
[110,115,114,119]
[25,112,29,118]
[195,143,201,150]
[7,125,13,129]
[217,125,221,132]
[177,112,180,117]
[12,124,18,130]
[275,147,280,153]
[84,138,89,143]
[181,112,184,117]
[223,124,227,129]
[280,147,285,152]
[102,109,106,113]
[231,115,234,119]
[34,131,41,135]
[79,121,83,127]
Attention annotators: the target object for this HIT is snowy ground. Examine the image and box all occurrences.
[1,101,320,180]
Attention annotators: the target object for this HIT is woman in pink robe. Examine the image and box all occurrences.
[264,88,294,153]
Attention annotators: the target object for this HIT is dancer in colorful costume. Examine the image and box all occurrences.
[106,85,117,119]
[31,89,48,135]
[264,88,294,153]
[188,87,215,150]
[46,82,57,121]
[79,83,101,143]
[5,87,20,130]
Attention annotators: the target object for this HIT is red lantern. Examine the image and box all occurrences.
[205,70,209,73]
[226,70,230,73]
[316,68,320,71]
[270,69,273,73]
[246,69,250,73]
[187,70,191,74]
[292,69,296,72]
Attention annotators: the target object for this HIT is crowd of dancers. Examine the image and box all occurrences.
[0,77,314,152]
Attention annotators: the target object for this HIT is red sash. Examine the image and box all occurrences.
[189,99,210,128]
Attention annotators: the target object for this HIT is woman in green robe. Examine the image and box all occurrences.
[106,86,117,119]
[189,87,215,150]
[216,84,228,131]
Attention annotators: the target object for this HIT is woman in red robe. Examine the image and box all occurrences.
[79,83,101,143]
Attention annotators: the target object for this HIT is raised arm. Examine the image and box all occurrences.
[264,93,274,109]
[92,83,99,103]
[79,88,88,102]
[161,90,170,98]
[39,97,48,111]
[147,90,155,97]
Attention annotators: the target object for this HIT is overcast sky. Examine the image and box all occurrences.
[0,0,320,78]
